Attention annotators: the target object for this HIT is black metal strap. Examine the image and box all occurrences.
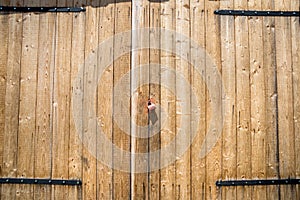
[0,6,86,12]
[214,10,299,17]
[216,179,300,187]
[0,178,82,186]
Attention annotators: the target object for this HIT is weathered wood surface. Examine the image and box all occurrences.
[0,0,299,199]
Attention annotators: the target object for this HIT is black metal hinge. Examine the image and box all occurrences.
[214,10,299,17]
[216,179,300,187]
[0,6,86,12]
[0,178,82,186]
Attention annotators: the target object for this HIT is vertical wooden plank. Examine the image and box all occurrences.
[160,0,176,199]
[291,1,300,200]
[82,2,99,200]
[149,1,161,199]
[52,0,73,199]
[275,1,296,199]
[204,0,221,199]
[96,0,114,199]
[248,0,267,199]
[1,0,23,198]
[112,2,131,199]
[68,0,86,199]
[219,0,236,199]
[262,0,280,199]
[234,1,251,199]
[0,6,9,200]
[175,0,191,199]
[190,0,206,199]
[34,3,56,198]
[16,0,40,198]
[132,0,150,199]
[0,0,9,166]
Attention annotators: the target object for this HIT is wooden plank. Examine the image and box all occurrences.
[160,0,176,199]
[234,1,251,199]
[51,0,73,198]
[190,0,206,199]
[0,6,9,200]
[204,0,221,199]
[175,0,191,199]
[112,3,131,199]
[1,0,23,197]
[96,0,114,199]
[16,0,40,198]
[262,0,280,199]
[34,0,56,198]
[275,1,296,199]
[248,0,267,199]
[149,2,161,199]
[82,3,99,200]
[291,2,300,200]
[68,0,86,199]
[0,1,9,169]
[132,0,150,199]
[219,0,236,199]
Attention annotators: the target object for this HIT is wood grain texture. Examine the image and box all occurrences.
[132,0,150,199]
[190,0,206,199]
[160,0,176,199]
[262,0,280,199]
[149,1,161,199]
[16,1,39,198]
[0,1,299,199]
[234,1,252,200]
[68,0,86,199]
[82,3,99,200]
[96,0,115,198]
[291,2,300,200]
[0,7,9,200]
[112,2,131,199]
[51,0,73,197]
[275,1,296,199]
[0,3,9,175]
[248,0,268,199]
[34,1,56,198]
[204,0,222,199]
[1,3,23,198]
[175,0,191,199]
[220,1,236,200]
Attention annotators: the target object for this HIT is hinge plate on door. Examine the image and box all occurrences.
[216,178,300,187]
[0,178,82,186]
[214,10,299,17]
[0,6,86,12]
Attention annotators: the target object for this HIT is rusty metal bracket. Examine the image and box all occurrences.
[0,6,85,12]
[0,178,82,186]
[216,179,300,187]
[214,10,299,17]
